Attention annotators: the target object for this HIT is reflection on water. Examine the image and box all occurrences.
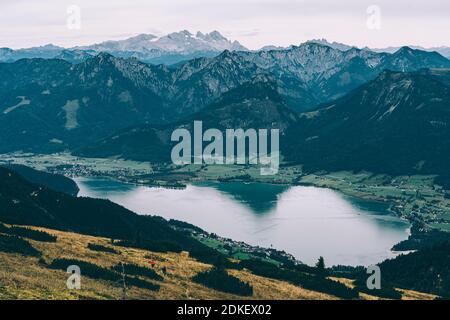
[76,178,410,266]
[199,182,289,214]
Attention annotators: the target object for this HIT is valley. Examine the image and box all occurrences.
[2,152,449,257]
[1,28,450,301]
[4,164,441,300]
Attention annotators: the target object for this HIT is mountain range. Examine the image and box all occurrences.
[0,44,64,62]
[3,33,449,65]
[76,31,244,52]
[306,39,450,59]
[76,68,450,178]
[0,31,247,65]
[1,43,449,153]
[370,45,450,59]
[285,68,450,176]
[74,76,298,161]
[0,34,450,177]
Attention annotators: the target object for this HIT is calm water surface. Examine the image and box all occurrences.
[76,178,410,266]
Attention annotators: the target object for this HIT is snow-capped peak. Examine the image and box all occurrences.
[305,39,354,51]
[75,30,247,55]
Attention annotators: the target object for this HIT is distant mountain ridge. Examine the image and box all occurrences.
[3,34,449,64]
[217,44,450,108]
[0,44,64,62]
[0,43,449,153]
[305,39,354,51]
[75,30,246,54]
[1,31,247,65]
[370,45,450,59]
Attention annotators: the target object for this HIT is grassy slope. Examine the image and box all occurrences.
[0,225,436,300]
[0,225,335,300]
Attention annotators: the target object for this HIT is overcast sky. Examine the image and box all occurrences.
[1,0,449,50]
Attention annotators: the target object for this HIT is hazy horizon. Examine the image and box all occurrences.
[3,30,450,52]
[1,0,449,50]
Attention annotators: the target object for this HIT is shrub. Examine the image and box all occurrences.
[49,258,120,282]
[193,268,253,296]
[111,263,163,281]
[239,259,358,299]
[189,248,240,269]
[48,258,159,291]
[125,276,160,291]
[0,224,56,242]
[354,283,402,299]
[0,234,41,257]
[87,243,119,254]
[115,239,182,253]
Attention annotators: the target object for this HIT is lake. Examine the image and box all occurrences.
[76,178,410,266]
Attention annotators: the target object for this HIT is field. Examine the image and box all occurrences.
[0,225,333,300]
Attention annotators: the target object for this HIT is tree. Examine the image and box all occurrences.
[316,256,327,277]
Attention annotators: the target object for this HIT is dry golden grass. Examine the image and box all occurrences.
[328,277,355,288]
[228,269,337,300]
[0,226,338,300]
[398,289,437,300]
[0,225,437,300]
[328,276,436,300]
